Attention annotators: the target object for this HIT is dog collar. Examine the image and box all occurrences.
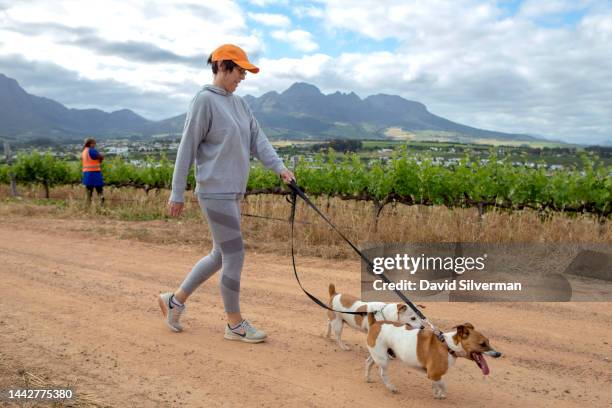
[375,305,387,321]
[435,330,462,357]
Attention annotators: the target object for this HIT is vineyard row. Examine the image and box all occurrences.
[1,149,610,217]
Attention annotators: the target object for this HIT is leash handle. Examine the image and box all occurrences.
[287,180,428,322]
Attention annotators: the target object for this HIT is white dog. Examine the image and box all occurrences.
[324,283,425,350]
[365,313,502,399]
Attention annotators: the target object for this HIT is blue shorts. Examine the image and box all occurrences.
[82,171,104,187]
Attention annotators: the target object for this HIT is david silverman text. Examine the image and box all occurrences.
[373,279,523,291]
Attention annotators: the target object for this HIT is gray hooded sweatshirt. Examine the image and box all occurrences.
[170,85,286,202]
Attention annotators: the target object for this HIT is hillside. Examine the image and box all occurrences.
[0,74,152,141]
[1,73,540,143]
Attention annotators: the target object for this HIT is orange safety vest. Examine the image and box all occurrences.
[82,147,101,172]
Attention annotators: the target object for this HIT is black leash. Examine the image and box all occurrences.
[287,189,366,316]
[286,180,432,324]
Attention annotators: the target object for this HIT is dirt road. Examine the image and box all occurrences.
[1,216,611,407]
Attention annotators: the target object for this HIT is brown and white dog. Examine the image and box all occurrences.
[324,283,425,351]
[365,313,502,399]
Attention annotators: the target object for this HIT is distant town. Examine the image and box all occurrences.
[2,137,611,170]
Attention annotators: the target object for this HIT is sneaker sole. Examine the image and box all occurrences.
[158,295,182,333]
[223,333,266,343]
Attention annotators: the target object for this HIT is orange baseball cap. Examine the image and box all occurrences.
[211,44,260,73]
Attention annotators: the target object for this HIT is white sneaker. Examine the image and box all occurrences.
[158,292,185,332]
[224,319,267,343]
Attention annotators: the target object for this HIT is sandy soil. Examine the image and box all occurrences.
[1,215,611,408]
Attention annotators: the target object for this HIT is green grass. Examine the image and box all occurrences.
[31,198,68,207]
[361,140,404,149]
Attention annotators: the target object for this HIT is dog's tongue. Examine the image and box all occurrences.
[474,353,490,375]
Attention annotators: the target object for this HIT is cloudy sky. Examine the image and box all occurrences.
[1,0,611,144]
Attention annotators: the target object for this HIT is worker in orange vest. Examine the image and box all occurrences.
[82,138,105,205]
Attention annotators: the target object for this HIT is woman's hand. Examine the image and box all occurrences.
[168,201,185,218]
[280,169,296,184]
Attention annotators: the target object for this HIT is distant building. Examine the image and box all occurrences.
[107,146,129,156]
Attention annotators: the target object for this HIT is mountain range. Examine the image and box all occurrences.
[0,73,539,144]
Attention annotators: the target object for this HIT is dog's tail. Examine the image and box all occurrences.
[328,283,337,297]
[367,312,377,326]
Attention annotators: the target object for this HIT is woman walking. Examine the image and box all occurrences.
[159,44,295,343]
[81,138,105,205]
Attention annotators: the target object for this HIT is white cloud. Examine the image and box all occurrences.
[271,29,318,52]
[247,0,288,7]
[236,53,332,96]
[248,12,291,27]
[580,12,612,39]
[0,0,610,143]
[0,0,263,70]
[297,0,612,143]
[0,0,265,114]
[4,0,250,55]
[292,5,325,19]
[518,0,589,18]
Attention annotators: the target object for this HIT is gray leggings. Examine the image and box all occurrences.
[179,197,244,313]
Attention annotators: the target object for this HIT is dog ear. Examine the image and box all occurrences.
[397,303,408,313]
[455,323,473,338]
[417,304,426,309]
[367,312,377,326]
